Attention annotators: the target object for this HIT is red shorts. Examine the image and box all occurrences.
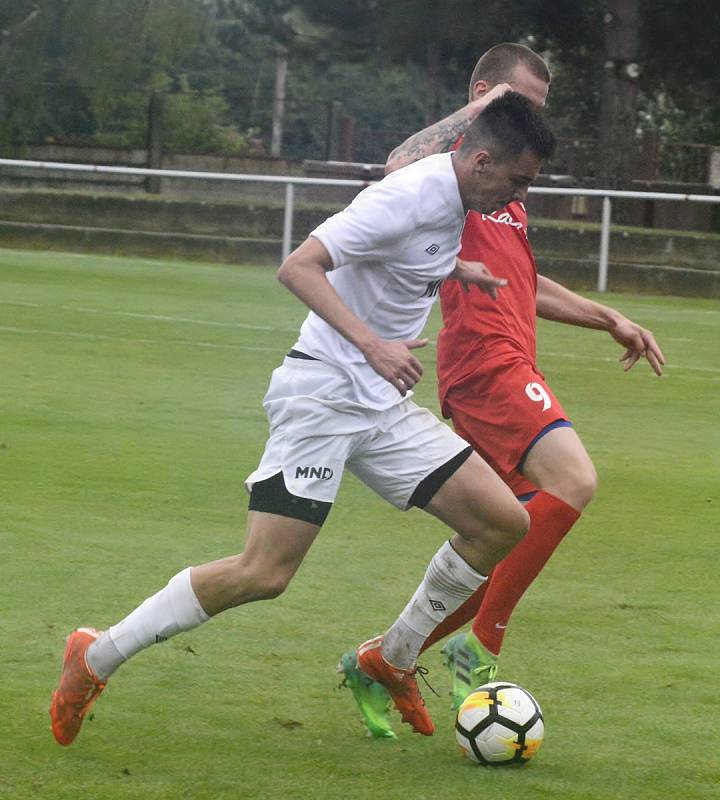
[441,355,569,497]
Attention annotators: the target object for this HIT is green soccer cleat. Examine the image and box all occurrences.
[337,650,397,739]
[441,631,498,710]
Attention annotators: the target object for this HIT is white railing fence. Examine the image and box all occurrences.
[2,158,719,292]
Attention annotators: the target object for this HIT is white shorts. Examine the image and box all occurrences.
[245,357,471,510]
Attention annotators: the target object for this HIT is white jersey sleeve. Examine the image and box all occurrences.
[310,175,420,269]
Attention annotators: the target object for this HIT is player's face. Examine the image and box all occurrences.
[463,147,541,214]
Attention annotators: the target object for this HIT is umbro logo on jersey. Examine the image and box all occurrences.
[425,243,440,255]
[295,466,334,480]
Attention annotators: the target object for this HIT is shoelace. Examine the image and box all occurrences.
[414,665,439,698]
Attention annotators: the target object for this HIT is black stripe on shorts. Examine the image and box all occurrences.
[408,446,473,509]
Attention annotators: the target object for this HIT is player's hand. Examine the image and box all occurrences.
[450,258,508,299]
[361,337,428,396]
[609,317,666,376]
[467,83,513,116]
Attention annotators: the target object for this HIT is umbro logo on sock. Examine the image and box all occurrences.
[429,598,446,612]
[155,634,168,643]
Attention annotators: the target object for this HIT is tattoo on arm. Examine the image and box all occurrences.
[389,109,476,167]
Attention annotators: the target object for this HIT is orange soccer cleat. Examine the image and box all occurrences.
[50,627,107,746]
[356,635,434,736]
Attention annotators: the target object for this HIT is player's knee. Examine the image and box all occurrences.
[468,503,529,560]
[249,569,293,601]
[537,460,598,512]
[498,503,530,548]
[220,558,294,605]
[255,578,288,600]
[562,463,598,511]
[578,464,598,508]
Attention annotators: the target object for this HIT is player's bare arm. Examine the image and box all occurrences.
[449,257,508,299]
[385,84,512,174]
[535,274,666,375]
[278,236,427,394]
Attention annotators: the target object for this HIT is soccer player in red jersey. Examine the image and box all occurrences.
[339,43,665,736]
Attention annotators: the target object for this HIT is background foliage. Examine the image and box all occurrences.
[1,0,719,163]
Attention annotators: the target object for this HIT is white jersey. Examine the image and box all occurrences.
[293,152,465,410]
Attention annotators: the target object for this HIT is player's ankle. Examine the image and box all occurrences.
[86,631,125,682]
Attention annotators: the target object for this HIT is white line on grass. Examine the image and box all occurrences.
[1,299,298,333]
[0,325,279,352]
[64,305,285,332]
[610,304,720,319]
[3,322,718,376]
[541,349,720,375]
[3,323,719,378]
[0,248,215,269]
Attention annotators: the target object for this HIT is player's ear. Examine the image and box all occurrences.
[473,150,491,173]
[472,80,490,100]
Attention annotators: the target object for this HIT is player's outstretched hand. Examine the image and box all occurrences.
[610,318,666,376]
[362,337,428,396]
[467,83,513,116]
[450,258,508,300]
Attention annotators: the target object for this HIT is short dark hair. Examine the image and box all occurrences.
[468,43,550,100]
[458,92,556,163]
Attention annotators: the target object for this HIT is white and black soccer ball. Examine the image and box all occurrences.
[455,681,544,766]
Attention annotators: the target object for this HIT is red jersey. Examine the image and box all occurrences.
[436,201,538,412]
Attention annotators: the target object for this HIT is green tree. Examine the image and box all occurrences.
[1,0,237,151]
[639,0,720,144]
[3,0,719,168]
[0,2,47,147]
[55,0,211,136]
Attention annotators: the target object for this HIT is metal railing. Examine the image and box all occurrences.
[1,157,719,292]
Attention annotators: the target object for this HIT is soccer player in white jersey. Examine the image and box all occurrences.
[50,93,556,745]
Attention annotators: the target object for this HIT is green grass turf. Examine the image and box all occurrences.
[1,248,718,800]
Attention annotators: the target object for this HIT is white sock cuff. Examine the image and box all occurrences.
[171,567,210,626]
[429,540,486,597]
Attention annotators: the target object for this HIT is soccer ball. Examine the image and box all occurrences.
[455,681,544,766]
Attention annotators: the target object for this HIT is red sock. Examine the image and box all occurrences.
[471,491,580,656]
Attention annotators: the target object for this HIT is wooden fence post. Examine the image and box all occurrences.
[146,91,165,194]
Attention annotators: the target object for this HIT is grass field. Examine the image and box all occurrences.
[1,248,719,800]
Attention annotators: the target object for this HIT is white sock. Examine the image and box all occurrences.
[382,541,486,670]
[86,567,209,680]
